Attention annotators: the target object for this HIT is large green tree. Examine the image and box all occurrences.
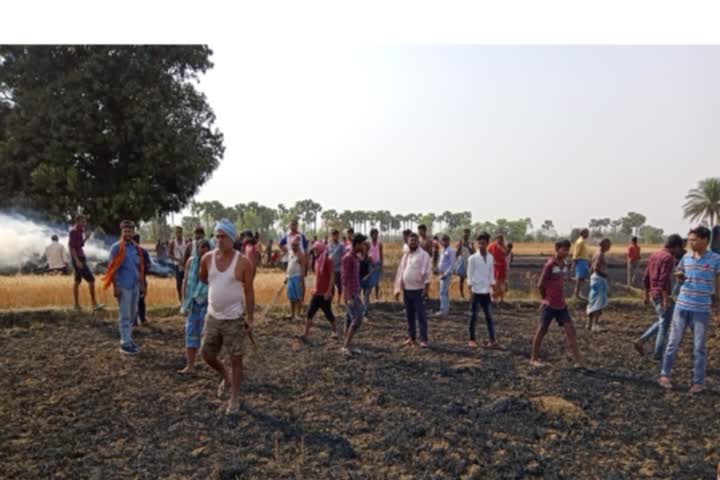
[0,45,224,233]
[683,177,720,227]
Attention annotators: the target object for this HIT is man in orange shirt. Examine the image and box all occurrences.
[488,233,508,304]
[627,236,641,287]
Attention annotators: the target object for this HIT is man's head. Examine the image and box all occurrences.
[555,239,572,260]
[631,236,638,245]
[507,241,514,252]
[408,232,420,251]
[51,235,59,242]
[495,233,505,245]
[476,232,490,252]
[346,228,354,239]
[75,214,87,228]
[418,224,427,237]
[254,231,260,241]
[174,226,183,239]
[290,236,301,252]
[665,234,684,258]
[214,219,237,252]
[688,226,711,253]
[463,228,471,240]
[289,218,299,233]
[198,240,212,257]
[351,233,368,253]
[402,229,412,243]
[194,227,205,241]
[242,230,254,245]
[600,238,612,252]
[441,234,450,248]
[331,229,340,242]
[312,240,326,256]
[370,228,379,241]
[580,228,590,239]
[120,220,135,242]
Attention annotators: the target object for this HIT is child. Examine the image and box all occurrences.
[530,239,584,368]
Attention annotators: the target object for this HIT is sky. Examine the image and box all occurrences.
[191,45,720,235]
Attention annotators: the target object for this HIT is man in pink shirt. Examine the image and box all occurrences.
[394,233,432,348]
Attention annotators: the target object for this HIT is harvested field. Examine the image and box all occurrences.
[2,301,719,479]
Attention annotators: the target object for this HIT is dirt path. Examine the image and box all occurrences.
[2,302,718,479]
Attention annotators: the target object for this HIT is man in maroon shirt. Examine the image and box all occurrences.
[530,238,583,368]
[69,214,103,311]
[632,234,685,359]
[300,241,337,339]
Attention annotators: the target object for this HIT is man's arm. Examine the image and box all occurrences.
[168,240,175,260]
[467,255,474,288]
[326,265,335,299]
[183,242,193,266]
[199,252,211,284]
[181,257,192,302]
[239,257,255,327]
[379,242,384,264]
[298,251,307,277]
[537,263,550,298]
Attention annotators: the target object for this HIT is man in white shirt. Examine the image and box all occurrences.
[45,235,69,274]
[394,233,432,348]
[467,232,498,349]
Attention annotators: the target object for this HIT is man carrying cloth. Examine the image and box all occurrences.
[200,219,255,415]
[102,220,145,355]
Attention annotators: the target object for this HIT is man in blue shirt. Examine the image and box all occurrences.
[659,226,720,393]
[107,220,143,355]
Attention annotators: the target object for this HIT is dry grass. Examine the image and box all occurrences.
[0,241,656,310]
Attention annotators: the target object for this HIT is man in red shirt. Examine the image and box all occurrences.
[530,239,584,369]
[487,233,509,304]
[300,241,337,339]
[627,236,641,286]
[69,214,104,311]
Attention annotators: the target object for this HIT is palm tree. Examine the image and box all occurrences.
[683,177,720,226]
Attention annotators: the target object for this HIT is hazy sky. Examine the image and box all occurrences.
[193,45,720,234]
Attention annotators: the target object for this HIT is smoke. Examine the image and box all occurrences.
[0,212,110,273]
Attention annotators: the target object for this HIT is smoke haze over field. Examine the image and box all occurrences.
[0,212,110,272]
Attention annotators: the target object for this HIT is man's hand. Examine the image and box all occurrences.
[394,292,400,301]
[76,261,85,270]
[113,287,120,299]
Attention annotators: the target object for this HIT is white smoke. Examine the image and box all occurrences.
[0,212,110,272]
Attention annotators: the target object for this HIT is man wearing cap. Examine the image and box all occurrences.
[200,219,255,415]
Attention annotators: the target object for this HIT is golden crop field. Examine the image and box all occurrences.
[0,242,655,310]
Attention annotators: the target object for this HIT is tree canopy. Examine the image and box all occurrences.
[0,45,224,233]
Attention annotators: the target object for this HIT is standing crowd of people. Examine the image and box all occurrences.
[62,214,719,413]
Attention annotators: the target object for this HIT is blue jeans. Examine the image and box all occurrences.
[403,289,428,342]
[639,297,674,359]
[470,293,495,342]
[439,275,451,314]
[661,308,710,385]
[118,286,139,346]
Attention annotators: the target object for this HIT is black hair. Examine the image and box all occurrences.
[194,226,205,235]
[476,231,490,242]
[689,226,711,240]
[199,240,212,250]
[133,234,141,243]
[351,233,367,246]
[463,228,471,234]
[331,229,339,235]
[441,234,450,242]
[555,238,572,250]
[665,234,683,249]
[370,228,379,235]
[409,232,419,239]
[631,236,638,243]
[418,224,427,231]
[51,235,59,241]
[402,229,412,236]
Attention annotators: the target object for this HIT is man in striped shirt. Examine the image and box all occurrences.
[659,226,720,393]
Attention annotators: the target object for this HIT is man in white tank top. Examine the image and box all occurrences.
[199,219,255,415]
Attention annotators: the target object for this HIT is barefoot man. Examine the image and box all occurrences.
[341,233,367,356]
[456,228,473,299]
[571,228,591,300]
[300,241,338,339]
[530,239,584,368]
[659,226,720,394]
[200,219,255,414]
[487,233,509,304]
[586,238,611,332]
[69,214,103,311]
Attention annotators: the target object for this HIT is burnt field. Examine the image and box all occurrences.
[2,299,719,479]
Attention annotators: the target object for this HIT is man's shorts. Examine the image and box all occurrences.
[200,314,246,357]
[539,305,571,329]
[287,275,303,301]
[333,271,342,295]
[574,259,589,280]
[72,258,95,283]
